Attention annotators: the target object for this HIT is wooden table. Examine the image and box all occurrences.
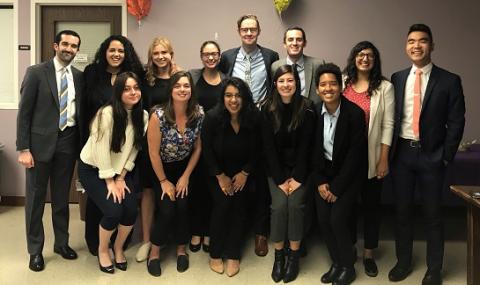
[450,185,480,285]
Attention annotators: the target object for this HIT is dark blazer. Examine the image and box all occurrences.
[262,99,315,185]
[201,106,261,177]
[16,59,83,161]
[390,64,465,163]
[218,45,279,95]
[312,96,368,197]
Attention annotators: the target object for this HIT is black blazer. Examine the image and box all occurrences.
[312,96,368,197]
[16,59,83,161]
[218,45,279,95]
[201,107,261,177]
[390,64,465,163]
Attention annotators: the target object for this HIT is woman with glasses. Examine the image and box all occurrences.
[262,64,315,283]
[136,37,181,262]
[146,71,204,277]
[343,41,394,277]
[187,41,227,253]
[202,77,260,277]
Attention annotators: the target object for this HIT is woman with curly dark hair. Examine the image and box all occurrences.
[343,41,394,277]
[146,71,204,277]
[78,72,148,273]
[202,77,260,277]
[262,64,315,283]
[80,35,143,256]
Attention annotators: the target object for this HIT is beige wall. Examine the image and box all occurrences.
[1,0,479,197]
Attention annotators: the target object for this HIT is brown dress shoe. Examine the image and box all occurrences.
[255,235,268,256]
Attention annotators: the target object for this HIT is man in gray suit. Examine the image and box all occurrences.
[17,30,83,271]
[271,26,323,103]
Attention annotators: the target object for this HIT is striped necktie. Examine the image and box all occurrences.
[59,67,68,131]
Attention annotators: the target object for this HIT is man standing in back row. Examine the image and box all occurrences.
[219,14,279,257]
[388,24,465,285]
[17,30,83,271]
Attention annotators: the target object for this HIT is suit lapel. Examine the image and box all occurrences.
[368,88,380,135]
[304,56,313,98]
[45,60,59,109]
[332,99,347,163]
[421,65,438,111]
[396,68,410,119]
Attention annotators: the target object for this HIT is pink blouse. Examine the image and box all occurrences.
[344,84,370,127]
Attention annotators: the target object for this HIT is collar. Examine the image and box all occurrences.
[410,62,433,76]
[240,46,260,59]
[286,55,304,68]
[53,56,72,73]
[321,101,341,117]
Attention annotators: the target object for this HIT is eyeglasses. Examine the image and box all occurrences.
[239,27,258,34]
[224,93,241,99]
[356,52,374,60]
[201,52,220,59]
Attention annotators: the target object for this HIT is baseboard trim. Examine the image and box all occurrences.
[0,196,25,206]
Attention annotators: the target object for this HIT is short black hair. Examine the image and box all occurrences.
[315,63,342,88]
[408,23,433,43]
[54,30,81,48]
[283,26,306,43]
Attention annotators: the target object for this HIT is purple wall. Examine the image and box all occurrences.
[1,0,478,197]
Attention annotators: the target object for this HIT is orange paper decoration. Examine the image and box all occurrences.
[127,0,151,25]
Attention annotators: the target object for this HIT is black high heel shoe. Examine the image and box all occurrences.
[97,255,114,274]
[115,260,128,271]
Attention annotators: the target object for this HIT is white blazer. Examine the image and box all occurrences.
[366,80,395,178]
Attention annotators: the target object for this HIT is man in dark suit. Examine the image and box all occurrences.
[271,26,323,103]
[218,14,279,257]
[313,63,367,285]
[388,24,465,285]
[17,30,83,271]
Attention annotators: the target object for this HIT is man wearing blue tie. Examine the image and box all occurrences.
[17,30,84,271]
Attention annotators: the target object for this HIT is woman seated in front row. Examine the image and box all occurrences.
[312,63,367,285]
[262,64,315,283]
[146,71,204,277]
[202,77,261,277]
[78,72,148,274]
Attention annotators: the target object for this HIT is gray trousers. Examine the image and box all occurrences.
[25,127,77,255]
[268,177,306,243]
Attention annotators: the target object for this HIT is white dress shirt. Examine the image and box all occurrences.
[53,57,76,127]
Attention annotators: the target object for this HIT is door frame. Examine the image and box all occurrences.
[30,0,127,65]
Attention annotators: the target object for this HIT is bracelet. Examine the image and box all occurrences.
[241,170,249,177]
[159,178,167,183]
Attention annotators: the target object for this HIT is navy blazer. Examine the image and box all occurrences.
[218,45,279,96]
[390,64,465,163]
[312,96,368,197]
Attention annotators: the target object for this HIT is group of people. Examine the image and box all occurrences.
[16,13,465,285]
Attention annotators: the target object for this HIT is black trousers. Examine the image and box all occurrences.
[316,183,358,268]
[209,177,250,259]
[247,164,270,236]
[350,177,383,249]
[150,159,190,247]
[189,157,212,237]
[390,139,445,271]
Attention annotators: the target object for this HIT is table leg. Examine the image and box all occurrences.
[467,204,480,285]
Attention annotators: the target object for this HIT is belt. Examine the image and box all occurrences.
[399,138,421,148]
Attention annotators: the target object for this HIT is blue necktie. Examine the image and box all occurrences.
[59,68,68,131]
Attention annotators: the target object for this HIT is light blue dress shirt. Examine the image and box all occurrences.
[321,102,341,161]
[232,47,267,103]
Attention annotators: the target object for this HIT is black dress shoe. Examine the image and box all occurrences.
[54,245,78,260]
[29,254,45,272]
[321,264,340,283]
[283,249,300,283]
[202,243,210,253]
[388,264,412,282]
[271,249,285,282]
[177,254,189,272]
[363,258,378,277]
[189,242,201,252]
[147,259,161,277]
[333,267,356,285]
[422,269,442,285]
[115,260,128,271]
[97,256,114,274]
